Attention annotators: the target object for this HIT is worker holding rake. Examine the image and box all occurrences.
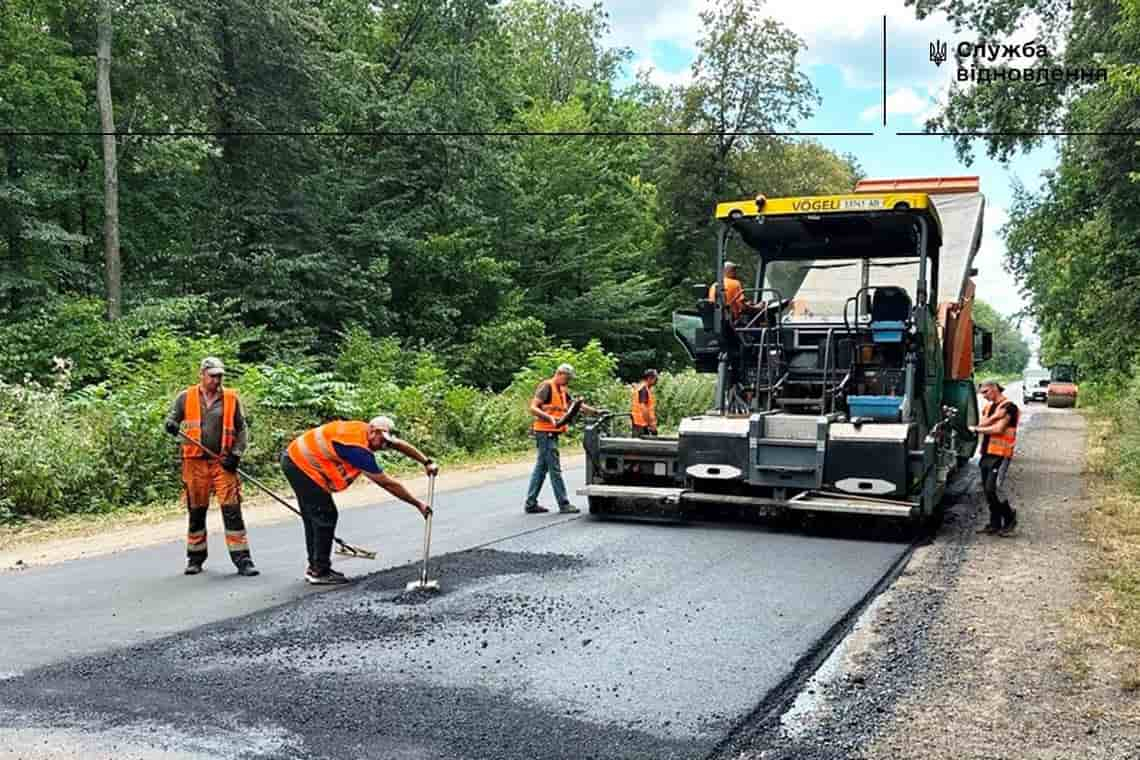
[282,416,438,585]
[165,357,259,577]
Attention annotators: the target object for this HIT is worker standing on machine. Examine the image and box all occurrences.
[164,357,259,577]
[708,261,747,322]
[630,369,659,437]
[970,380,1019,536]
[282,416,438,584]
[524,363,601,515]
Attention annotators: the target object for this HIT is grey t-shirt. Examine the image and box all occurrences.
[166,387,248,457]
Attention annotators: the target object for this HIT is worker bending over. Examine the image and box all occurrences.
[282,416,438,584]
[631,369,659,437]
[164,357,258,577]
[970,380,1019,536]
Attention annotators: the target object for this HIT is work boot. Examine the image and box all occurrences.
[999,510,1019,537]
[976,523,1000,535]
[305,567,349,585]
[184,561,204,575]
[558,503,581,514]
[236,559,260,577]
[524,504,551,514]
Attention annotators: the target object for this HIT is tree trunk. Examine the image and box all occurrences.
[4,135,21,312]
[96,0,121,321]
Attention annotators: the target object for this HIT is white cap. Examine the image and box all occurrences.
[723,261,738,271]
[368,415,396,441]
[556,363,575,378]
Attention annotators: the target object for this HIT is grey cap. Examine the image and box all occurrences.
[200,356,225,376]
[556,363,575,378]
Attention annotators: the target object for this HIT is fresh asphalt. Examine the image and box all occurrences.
[0,452,931,758]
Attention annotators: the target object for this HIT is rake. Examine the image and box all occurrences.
[177,431,377,560]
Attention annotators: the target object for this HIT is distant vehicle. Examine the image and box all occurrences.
[1022,369,1050,404]
[1047,364,1078,408]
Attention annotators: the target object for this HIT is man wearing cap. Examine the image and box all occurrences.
[970,380,1020,536]
[525,363,600,515]
[164,357,258,577]
[630,369,659,437]
[282,416,438,584]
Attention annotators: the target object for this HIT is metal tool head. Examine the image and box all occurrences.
[335,544,377,560]
[404,578,441,593]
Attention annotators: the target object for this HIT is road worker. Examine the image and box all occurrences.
[525,363,601,514]
[969,380,1019,536]
[630,369,659,437]
[281,416,438,584]
[164,357,258,577]
[708,261,747,322]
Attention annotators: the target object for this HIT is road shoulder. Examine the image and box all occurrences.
[0,453,584,571]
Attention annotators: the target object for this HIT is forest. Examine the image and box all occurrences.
[1,0,1031,521]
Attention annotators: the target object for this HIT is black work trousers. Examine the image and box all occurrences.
[979,453,1015,529]
[281,452,338,572]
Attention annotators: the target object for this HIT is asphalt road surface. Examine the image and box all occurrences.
[0,445,943,759]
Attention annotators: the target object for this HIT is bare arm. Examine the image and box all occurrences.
[972,416,1010,435]
[386,437,438,475]
[529,397,557,425]
[363,471,431,517]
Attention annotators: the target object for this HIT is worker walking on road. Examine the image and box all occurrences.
[282,416,438,584]
[970,380,1019,536]
[525,363,600,515]
[630,369,659,437]
[164,357,259,577]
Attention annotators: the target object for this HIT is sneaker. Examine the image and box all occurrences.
[305,567,350,585]
[184,562,204,575]
[236,560,260,577]
[524,504,551,514]
[558,503,581,514]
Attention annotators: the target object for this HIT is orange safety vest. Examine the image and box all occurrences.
[982,398,1017,458]
[287,420,372,493]
[181,385,238,458]
[708,277,745,320]
[532,378,570,434]
[631,381,656,427]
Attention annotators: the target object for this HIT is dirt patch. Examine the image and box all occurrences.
[0,454,583,571]
[723,404,1140,759]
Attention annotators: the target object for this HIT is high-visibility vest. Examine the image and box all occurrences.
[181,385,238,458]
[631,381,656,427]
[287,420,371,493]
[982,399,1017,458]
[708,277,745,320]
[532,378,569,434]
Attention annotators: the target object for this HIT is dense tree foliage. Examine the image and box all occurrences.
[0,0,861,386]
[908,0,1140,381]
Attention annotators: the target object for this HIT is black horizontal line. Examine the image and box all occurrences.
[1,129,877,138]
[897,130,1140,136]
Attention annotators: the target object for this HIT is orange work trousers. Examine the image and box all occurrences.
[182,457,250,566]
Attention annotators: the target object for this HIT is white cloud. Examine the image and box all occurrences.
[859,87,929,122]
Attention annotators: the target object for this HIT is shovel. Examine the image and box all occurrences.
[405,474,440,593]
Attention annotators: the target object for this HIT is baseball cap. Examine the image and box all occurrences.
[200,356,225,376]
[723,260,738,270]
[368,415,396,441]
[556,363,575,378]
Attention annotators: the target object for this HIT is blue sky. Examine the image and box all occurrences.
[600,0,1058,351]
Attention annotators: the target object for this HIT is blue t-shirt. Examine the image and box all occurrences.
[332,441,383,474]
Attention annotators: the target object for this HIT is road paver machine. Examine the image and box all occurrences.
[580,177,993,524]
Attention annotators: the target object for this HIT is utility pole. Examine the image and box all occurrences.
[96,0,121,320]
